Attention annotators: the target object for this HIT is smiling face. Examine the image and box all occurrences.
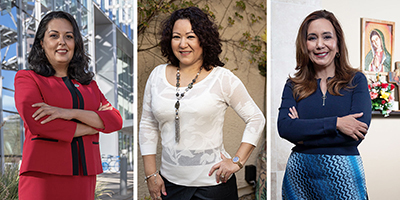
[41,18,75,70]
[171,19,203,68]
[306,18,338,70]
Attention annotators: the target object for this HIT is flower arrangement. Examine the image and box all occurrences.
[368,75,395,117]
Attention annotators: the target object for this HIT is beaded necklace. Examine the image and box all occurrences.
[174,66,203,143]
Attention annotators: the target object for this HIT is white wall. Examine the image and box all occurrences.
[270,0,321,199]
[271,0,400,199]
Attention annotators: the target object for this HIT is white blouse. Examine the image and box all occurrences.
[139,64,265,186]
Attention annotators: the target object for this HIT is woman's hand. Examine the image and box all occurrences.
[372,54,381,70]
[74,123,99,137]
[98,103,113,111]
[147,173,166,200]
[142,155,166,199]
[288,107,303,144]
[288,106,299,119]
[32,103,73,124]
[337,113,368,141]
[208,153,241,183]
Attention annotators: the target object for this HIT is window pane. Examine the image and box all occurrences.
[117,48,132,120]
[3,112,21,156]
[55,0,67,11]
[3,89,16,113]
[70,0,78,17]
[24,0,36,16]
[2,70,16,90]
[81,6,88,36]
[41,0,53,10]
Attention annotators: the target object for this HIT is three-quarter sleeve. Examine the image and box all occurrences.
[91,81,123,133]
[222,71,265,146]
[139,70,160,155]
[14,70,77,143]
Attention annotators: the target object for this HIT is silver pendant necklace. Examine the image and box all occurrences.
[175,66,203,143]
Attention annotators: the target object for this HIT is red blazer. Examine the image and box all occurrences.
[14,70,123,176]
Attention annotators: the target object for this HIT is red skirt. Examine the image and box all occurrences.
[19,171,96,200]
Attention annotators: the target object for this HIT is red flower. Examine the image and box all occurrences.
[382,83,389,89]
[372,82,381,87]
[368,85,371,90]
[391,84,395,90]
[370,92,378,100]
[382,100,386,104]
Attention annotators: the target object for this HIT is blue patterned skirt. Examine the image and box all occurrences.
[282,152,368,200]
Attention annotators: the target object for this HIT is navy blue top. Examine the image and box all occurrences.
[277,72,372,155]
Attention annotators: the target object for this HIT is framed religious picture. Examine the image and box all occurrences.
[389,61,400,110]
[390,62,400,84]
[361,18,395,75]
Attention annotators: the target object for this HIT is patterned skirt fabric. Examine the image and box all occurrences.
[282,152,368,200]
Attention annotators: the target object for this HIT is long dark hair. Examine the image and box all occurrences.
[290,10,358,101]
[28,11,93,85]
[159,7,224,71]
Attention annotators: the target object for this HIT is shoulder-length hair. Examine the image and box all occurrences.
[290,10,358,101]
[28,11,93,85]
[159,6,224,71]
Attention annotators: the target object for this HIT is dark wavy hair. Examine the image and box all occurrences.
[28,11,93,85]
[159,7,224,71]
[290,10,358,101]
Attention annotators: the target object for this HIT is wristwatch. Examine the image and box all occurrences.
[232,156,243,169]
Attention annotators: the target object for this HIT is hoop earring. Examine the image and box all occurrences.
[335,52,340,58]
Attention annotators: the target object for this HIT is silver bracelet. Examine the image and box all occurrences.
[144,170,158,183]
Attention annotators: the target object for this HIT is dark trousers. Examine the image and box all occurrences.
[160,173,239,200]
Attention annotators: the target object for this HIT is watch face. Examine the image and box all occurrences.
[233,157,239,162]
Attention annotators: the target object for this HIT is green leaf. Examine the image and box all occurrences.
[228,17,235,25]
[235,0,246,10]
[235,12,244,20]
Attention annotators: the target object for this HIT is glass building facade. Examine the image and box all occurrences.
[0,0,133,172]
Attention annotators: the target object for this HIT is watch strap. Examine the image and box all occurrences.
[232,156,243,169]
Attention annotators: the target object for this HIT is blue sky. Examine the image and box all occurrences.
[1,7,17,28]
[1,7,18,115]
[1,7,18,61]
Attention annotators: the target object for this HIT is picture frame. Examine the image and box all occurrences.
[388,61,400,110]
[389,62,400,85]
[361,18,395,75]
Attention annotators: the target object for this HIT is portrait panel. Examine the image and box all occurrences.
[361,18,395,75]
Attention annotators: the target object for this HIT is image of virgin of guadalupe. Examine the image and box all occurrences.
[365,29,392,72]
